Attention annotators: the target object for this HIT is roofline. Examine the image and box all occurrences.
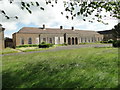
[20,27,96,32]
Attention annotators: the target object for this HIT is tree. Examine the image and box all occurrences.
[0,0,120,24]
[112,22,120,40]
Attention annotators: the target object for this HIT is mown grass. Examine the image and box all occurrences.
[2,47,119,88]
[16,47,54,52]
[1,48,19,54]
[1,47,55,54]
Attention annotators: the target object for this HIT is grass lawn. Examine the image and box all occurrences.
[16,47,54,52]
[1,47,55,54]
[2,47,118,88]
[1,48,19,54]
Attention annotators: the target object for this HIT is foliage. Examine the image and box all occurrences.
[16,44,39,48]
[112,23,120,39]
[0,0,119,24]
[39,43,54,48]
[1,48,19,54]
[63,0,120,24]
[2,47,118,88]
[112,40,120,47]
[108,39,114,43]
[100,39,113,43]
[41,41,46,44]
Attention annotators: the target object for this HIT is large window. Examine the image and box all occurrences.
[84,38,87,43]
[92,37,94,42]
[88,39,90,43]
[81,38,83,43]
[28,38,32,44]
[49,38,52,43]
[43,38,46,42]
[20,38,24,45]
[98,37,99,41]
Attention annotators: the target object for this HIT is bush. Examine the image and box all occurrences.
[108,39,113,43]
[113,40,120,47]
[100,39,113,43]
[16,44,39,48]
[39,43,54,48]
[102,41,108,43]
[41,42,46,44]
[63,43,68,46]
[100,41,109,43]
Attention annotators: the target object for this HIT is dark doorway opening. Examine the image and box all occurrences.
[68,37,71,45]
[72,37,74,45]
[75,37,78,45]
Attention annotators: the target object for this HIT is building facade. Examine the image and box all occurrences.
[0,24,5,50]
[98,30,116,41]
[12,25,104,47]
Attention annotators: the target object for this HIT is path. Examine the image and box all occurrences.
[2,44,112,56]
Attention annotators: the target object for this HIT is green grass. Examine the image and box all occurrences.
[16,47,54,52]
[2,47,118,88]
[1,47,55,54]
[1,48,19,54]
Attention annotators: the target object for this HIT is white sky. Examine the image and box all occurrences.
[0,0,119,38]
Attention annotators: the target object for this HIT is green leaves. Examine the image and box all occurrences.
[40,7,44,11]
[1,10,6,14]
[36,2,39,6]
[63,1,120,24]
[2,0,120,23]
[5,16,9,19]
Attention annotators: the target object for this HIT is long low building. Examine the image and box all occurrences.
[12,25,104,47]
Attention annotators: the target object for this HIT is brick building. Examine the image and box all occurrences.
[98,30,116,41]
[12,25,104,47]
[0,24,5,50]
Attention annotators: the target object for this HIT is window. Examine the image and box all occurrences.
[28,38,32,44]
[20,38,24,45]
[36,37,39,44]
[81,38,83,43]
[92,37,94,42]
[49,38,52,43]
[85,38,87,43]
[43,38,46,42]
[58,37,60,44]
[88,39,90,43]
[98,37,99,41]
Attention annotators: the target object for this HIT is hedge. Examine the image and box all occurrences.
[16,44,39,48]
[39,43,54,48]
[112,40,120,47]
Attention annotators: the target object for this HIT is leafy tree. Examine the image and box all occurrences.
[0,0,120,24]
[112,22,120,40]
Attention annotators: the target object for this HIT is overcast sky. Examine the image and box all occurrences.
[0,0,119,38]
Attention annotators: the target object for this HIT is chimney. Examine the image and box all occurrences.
[60,26,63,30]
[43,24,45,30]
[71,26,74,31]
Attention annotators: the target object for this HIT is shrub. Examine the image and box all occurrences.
[41,42,46,44]
[108,39,113,43]
[16,44,39,48]
[39,43,54,48]
[63,43,68,46]
[113,40,120,47]
[100,41,108,43]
